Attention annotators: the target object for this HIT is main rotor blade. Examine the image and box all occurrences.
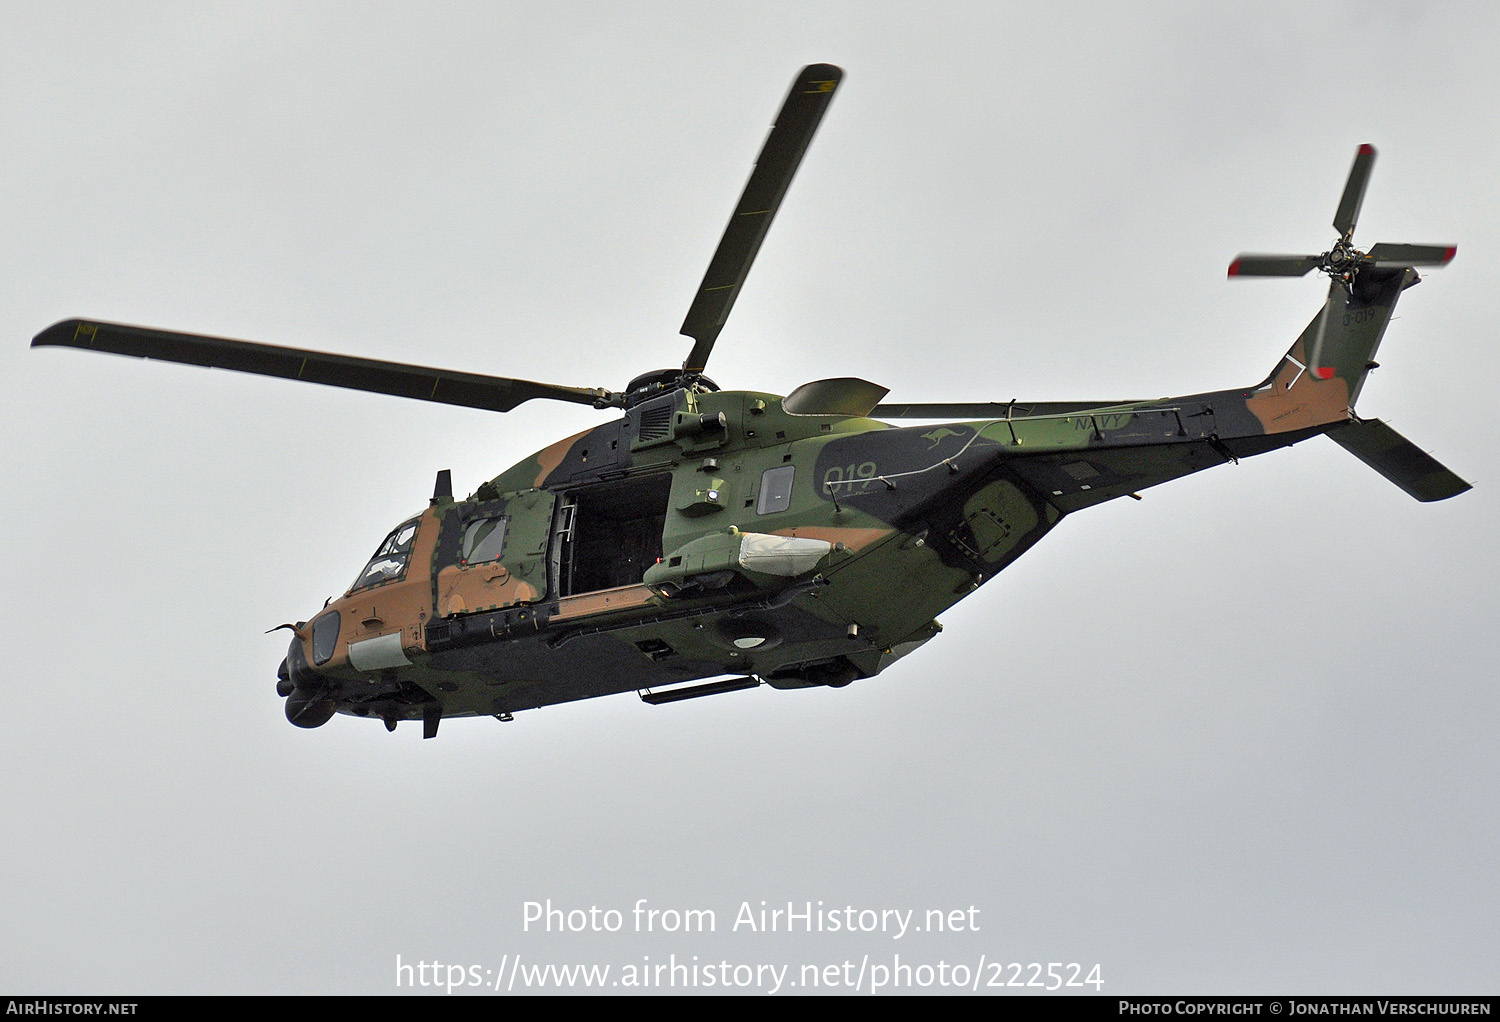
[1365,243,1457,268]
[32,319,619,412]
[1333,143,1377,239]
[1228,254,1323,277]
[871,400,1136,419]
[680,63,843,375]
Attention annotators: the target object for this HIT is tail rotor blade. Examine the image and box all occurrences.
[1333,144,1377,239]
[1308,288,1335,377]
[1228,254,1323,277]
[1366,243,1457,268]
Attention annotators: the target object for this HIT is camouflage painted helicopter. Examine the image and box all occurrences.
[34,65,1468,738]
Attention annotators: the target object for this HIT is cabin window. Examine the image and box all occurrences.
[351,518,420,592]
[461,516,508,564]
[756,465,795,514]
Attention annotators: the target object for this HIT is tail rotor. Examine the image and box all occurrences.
[1228,145,1455,289]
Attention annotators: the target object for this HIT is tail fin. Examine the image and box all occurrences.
[1247,268,1413,438]
[1267,268,1414,410]
[1248,269,1469,501]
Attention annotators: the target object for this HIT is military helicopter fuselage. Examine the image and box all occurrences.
[33,68,1467,738]
[293,382,1078,735]
[279,275,1461,738]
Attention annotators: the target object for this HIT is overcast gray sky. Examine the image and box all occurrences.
[3,1,1495,995]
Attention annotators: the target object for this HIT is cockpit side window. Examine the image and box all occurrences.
[461,516,508,564]
[351,518,421,592]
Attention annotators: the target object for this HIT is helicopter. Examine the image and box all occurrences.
[33,64,1468,739]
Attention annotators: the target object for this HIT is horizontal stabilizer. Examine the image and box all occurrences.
[1325,418,1471,502]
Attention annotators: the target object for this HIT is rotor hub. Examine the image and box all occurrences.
[1323,238,1363,278]
[622,369,719,408]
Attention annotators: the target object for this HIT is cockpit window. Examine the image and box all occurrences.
[351,518,420,592]
[461,516,507,564]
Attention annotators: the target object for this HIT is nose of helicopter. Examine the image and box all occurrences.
[277,637,339,729]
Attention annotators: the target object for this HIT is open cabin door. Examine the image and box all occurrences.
[552,474,672,597]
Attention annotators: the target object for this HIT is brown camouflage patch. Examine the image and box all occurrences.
[550,584,658,622]
[1246,338,1351,435]
[314,506,442,669]
[770,525,894,553]
[436,563,539,617]
[532,429,588,488]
